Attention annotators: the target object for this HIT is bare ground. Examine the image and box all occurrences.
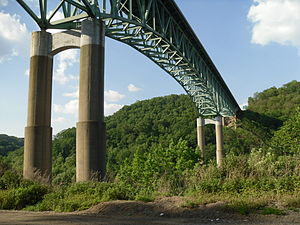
[1,197,300,225]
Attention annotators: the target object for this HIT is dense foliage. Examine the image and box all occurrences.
[106,94,202,174]
[247,80,300,121]
[0,134,23,156]
[271,107,300,155]
[117,140,199,197]
[0,80,300,214]
[1,152,300,213]
[105,94,274,173]
[106,95,198,149]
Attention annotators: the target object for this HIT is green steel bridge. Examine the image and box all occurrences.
[17,0,240,117]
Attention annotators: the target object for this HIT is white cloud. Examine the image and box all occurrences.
[104,90,125,102]
[47,10,64,21]
[104,102,123,116]
[63,87,79,98]
[128,84,142,92]
[63,88,125,102]
[0,12,30,62]
[0,0,8,7]
[53,49,79,85]
[52,117,67,124]
[46,11,65,34]
[53,99,123,116]
[56,86,124,116]
[53,99,78,114]
[248,0,300,48]
[25,69,29,76]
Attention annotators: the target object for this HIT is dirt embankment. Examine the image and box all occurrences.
[1,197,300,225]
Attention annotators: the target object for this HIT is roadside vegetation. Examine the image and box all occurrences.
[0,80,300,215]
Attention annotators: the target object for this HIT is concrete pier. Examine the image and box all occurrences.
[215,116,224,168]
[76,19,106,182]
[196,117,205,160]
[23,31,53,182]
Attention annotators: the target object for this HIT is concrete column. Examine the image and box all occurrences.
[76,19,106,182]
[196,117,205,160]
[215,116,224,168]
[24,31,53,182]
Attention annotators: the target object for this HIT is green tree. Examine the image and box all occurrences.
[0,135,23,156]
[53,128,76,159]
[117,140,199,194]
[271,108,300,155]
[247,80,300,122]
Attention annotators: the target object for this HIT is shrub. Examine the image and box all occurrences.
[271,108,300,155]
[0,184,49,209]
[102,184,133,201]
[31,182,134,212]
[117,140,199,194]
[0,170,22,190]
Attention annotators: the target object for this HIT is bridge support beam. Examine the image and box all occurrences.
[76,19,106,182]
[24,31,53,182]
[196,117,205,160]
[215,116,224,168]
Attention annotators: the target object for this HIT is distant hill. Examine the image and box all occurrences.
[247,80,300,121]
[3,81,299,159]
[106,94,199,150]
[52,94,199,157]
[3,91,293,183]
[0,134,23,156]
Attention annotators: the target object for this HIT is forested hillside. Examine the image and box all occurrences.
[51,94,274,181]
[106,95,198,150]
[0,135,23,156]
[247,80,300,121]
[2,81,300,177]
[0,81,300,213]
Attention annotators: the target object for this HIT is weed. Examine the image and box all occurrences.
[262,207,286,215]
[288,207,299,212]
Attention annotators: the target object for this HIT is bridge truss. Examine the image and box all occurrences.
[17,0,240,117]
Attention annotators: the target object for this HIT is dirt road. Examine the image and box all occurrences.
[1,210,300,225]
[0,198,300,225]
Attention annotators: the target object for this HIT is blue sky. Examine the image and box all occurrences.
[0,0,300,137]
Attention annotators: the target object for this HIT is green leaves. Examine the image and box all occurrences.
[0,183,49,210]
[247,80,300,122]
[53,128,76,159]
[117,140,199,195]
[105,94,198,151]
[0,134,23,156]
[271,108,300,155]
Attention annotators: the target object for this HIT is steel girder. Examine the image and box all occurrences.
[17,0,240,117]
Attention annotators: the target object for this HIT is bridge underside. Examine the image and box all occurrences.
[17,0,240,182]
[17,0,240,117]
